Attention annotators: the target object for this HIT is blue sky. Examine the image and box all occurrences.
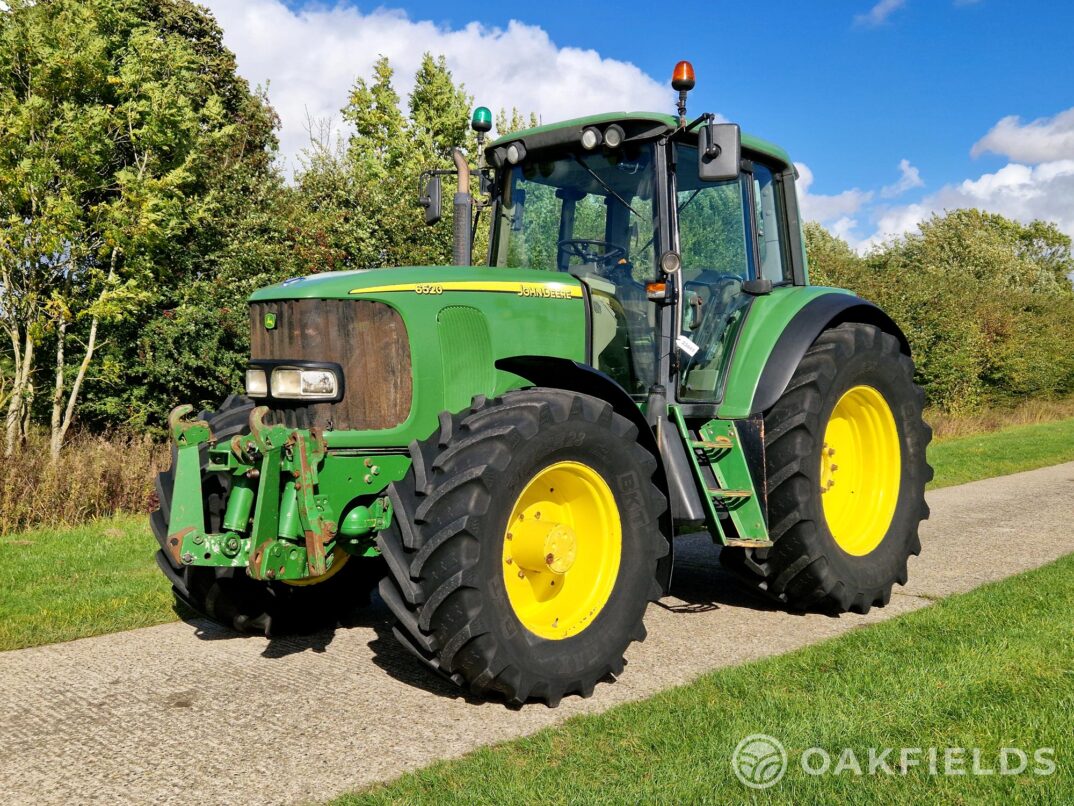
[207,0,1074,249]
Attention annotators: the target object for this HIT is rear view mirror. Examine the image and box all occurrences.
[698,122,741,182]
[420,174,442,225]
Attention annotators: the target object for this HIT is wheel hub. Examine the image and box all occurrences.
[509,520,578,574]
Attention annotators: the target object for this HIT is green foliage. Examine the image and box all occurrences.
[805,213,1074,413]
[0,0,284,434]
[495,107,539,136]
[292,53,481,275]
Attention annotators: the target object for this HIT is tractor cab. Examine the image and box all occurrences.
[479,108,805,410]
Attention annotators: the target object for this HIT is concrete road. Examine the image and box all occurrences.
[2,462,1073,805]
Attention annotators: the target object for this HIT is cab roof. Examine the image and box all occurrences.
[486,111,793,169]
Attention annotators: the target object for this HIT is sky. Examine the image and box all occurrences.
[202,0,1074,251]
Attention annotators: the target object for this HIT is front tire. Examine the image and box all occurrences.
[378,390,668,706]
[721,323,932,613]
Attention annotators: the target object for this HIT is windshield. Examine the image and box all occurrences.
[490,143,660,395]
[491,143,658,279]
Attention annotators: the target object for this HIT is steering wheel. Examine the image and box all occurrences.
[557,239,626,268]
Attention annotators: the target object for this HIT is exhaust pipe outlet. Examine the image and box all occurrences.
[452,148,472,266]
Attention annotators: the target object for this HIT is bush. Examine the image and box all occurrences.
[805,212,1074,413]
[0,430,166,534]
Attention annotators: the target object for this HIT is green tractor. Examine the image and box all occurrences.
[152,62,931,706]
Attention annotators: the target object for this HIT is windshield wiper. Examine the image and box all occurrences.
[678,188,703,214]
[634,190,704,255]
[571,154,639,218]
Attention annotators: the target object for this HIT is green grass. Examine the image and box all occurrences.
[2,416,1072,653]
[0,514,179,651]
[928,416,1074,489]
[340,553,1074,805]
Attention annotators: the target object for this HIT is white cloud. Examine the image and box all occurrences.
[854,0,906,27]
[202,0,668,171]
[794,162,874,222]
[880,158,924,198]
[849,161,1074,252]
[971,108,1074,163]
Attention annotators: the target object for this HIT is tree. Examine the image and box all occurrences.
[495,108,539,136]
[803,213,1074,413]
[0,0,280,450]
[294,53,482,274]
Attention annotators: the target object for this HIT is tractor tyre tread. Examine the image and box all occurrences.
[720,322,931,614]
[378,389,667,707]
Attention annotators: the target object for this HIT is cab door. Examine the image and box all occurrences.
[672,148,795,403]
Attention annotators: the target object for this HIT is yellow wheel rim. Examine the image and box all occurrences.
[502,461,622,640]
[820,385,901,556]
[281,547,349,587]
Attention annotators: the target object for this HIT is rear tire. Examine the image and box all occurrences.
[721,323,932,613]
[378,390,668,706]
[151,395,381,635]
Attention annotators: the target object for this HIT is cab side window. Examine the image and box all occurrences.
[752,164,793,284]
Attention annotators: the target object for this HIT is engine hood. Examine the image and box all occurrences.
[249,265,584,303]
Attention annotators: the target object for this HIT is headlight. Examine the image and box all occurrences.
[506,142,527,164]
[245,368,268,397]
[603,124,625,149]
[580,126,602,150]
[270,367,339,400]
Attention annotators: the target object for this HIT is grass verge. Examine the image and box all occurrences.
[927,417,1074,489]
[1,416,1072,652]
[0,514,182,651]
[340,553,1074,804]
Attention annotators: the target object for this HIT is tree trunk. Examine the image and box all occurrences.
[50,247,116,459]
[4,327,22,458]
[51,315,97,460]
[49,320,67,460]
[5,330,34,457]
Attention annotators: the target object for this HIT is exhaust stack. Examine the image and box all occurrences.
[451,148,472,266]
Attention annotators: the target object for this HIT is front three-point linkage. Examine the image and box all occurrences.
[167,404,342,583]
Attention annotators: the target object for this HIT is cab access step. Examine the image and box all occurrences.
[670,406,773,548]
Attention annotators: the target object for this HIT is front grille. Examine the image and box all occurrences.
[249,299,412,431]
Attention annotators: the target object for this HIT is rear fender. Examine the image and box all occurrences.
[749,296,909,415]
[715,288,909,419]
